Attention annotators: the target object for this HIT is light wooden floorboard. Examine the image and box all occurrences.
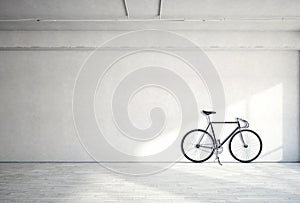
[0,163,299,202]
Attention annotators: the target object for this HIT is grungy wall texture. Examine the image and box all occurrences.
[0,31,299,162]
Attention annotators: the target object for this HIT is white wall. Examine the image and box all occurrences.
[0,31,299,162]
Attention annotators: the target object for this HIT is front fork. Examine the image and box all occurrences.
[237,122,248,148]
[239,132,248,147]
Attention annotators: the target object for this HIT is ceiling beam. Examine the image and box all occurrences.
[1,17,300,22]
[123,0,129,18]
[159,0,163,19]
[1,31,300,50]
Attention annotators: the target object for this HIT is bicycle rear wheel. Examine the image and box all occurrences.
[181,129,214,163]
[229,129,262,163]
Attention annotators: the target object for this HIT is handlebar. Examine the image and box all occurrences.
[236,117,249,128]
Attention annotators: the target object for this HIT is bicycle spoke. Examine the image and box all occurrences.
[196,149,202,159]
[243,148,247,160]
[245,149,250,160]
[189,148,197,157]
[232,145,244,151]
[184,143,194,151]
[249,148,256,157]
[186,144,195,152]
[188,141,197,146]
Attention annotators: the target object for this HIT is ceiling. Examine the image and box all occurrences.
[0,0,300,30]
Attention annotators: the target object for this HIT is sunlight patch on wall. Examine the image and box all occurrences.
[249,83,283,161]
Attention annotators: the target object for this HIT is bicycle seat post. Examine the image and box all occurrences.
[206,115,211,124]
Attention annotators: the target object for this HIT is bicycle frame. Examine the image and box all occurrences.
[203,121,244,148]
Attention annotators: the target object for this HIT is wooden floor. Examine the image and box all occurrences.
[0,163,300,202]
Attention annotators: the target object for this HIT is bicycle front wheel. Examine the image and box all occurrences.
[181,129,214,163]
[229,129,262,163]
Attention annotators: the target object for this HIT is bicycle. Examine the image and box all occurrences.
[181,110,262,165]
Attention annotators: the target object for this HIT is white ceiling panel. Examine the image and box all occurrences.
[126,0,160,18]
[163,0,300,18]
[0,0,125,19]
[0,0,299,31]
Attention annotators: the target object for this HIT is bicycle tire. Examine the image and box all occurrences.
[229,129,262,163]
[181,129,214,163]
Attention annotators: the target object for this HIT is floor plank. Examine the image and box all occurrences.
[0,163,299,202]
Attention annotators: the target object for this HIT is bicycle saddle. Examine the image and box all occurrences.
[202,110,216,115]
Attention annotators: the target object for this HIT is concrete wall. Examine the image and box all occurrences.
[0,31,299,162]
